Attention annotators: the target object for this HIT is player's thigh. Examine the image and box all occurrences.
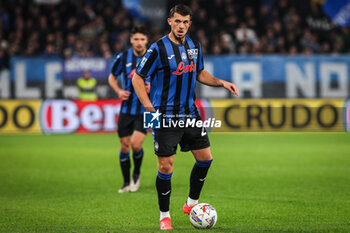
[180,126,210,152]
[132,114,147,139]
[118,113,134,138]
[130,130,146,148]
[153,128,184,156]
[192,147,213,161]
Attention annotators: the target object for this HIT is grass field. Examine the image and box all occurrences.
[0,133,350,233]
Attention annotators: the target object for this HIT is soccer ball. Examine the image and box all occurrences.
[189,203,217,229]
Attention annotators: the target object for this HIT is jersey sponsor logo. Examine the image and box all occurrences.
[172,61,196,75]
[126,63,132,67]
[128,69,136,78]
[187,49,198,59]
[168,55,175,60]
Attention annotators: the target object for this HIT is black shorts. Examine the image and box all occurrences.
[152,126,210,157]
[117,113,147,138]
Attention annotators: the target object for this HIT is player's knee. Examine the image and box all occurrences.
[120,141,130,153]
[131,142,142,153]
[158,161,173,174]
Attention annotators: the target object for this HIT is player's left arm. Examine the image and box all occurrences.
[197,70,239,96]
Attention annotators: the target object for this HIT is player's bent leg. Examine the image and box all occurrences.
[183,147,213,214]
[157,156,174,230]
[120,136,131,154]
[129,131,146,192]
[118,136,131,193]
[131,130,146,152]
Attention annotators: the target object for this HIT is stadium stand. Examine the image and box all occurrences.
[0,0,349,72]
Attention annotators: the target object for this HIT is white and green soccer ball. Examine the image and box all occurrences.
[189,203,217,229]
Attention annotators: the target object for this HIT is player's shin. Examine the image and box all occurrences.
[132,148,143,176]
[156,171,172,219]
[119,151,131,185]
[188,159,213,205]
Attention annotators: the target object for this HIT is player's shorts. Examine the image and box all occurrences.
[152,124,210,157]
[117,113,147,138]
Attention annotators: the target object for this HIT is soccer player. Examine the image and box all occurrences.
[108,26,151,193]
[132,5,239,230]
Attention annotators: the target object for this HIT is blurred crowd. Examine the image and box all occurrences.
[188,0,350,55]
[0,0,350,70]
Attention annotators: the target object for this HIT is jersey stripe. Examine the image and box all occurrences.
[139,49,158,77]
[170,42,183,118]
[121,51,128,113]
[111,55,122,75]
[126,52,137,114]
[157,40,171,114]
[184,41,194,115]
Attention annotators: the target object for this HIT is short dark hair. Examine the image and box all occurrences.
[130,26,149,37]
[169,4,192,19]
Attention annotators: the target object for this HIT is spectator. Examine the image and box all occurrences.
[235,23,258,45]
[0,0,348,56]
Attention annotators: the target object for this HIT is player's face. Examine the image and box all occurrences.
[130,33,148,54]
[168,13,192,41]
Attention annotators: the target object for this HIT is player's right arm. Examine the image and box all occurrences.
[108,53,130,100]
[133,73,154,111]
[108,74,130,100]
[133,44,159,112]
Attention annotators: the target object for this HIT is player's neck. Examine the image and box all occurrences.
[168,32,185,45]
[133,49,146,57]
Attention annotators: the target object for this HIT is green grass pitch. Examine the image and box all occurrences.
[0,133,350,233]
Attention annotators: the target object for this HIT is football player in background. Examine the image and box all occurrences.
[108,26,150,193]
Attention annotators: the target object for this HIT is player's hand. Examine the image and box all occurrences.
[145,82,151,94]
[221,80,238,96]
[117,90,131,100]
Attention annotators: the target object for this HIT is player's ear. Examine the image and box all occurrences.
[167,18,172,26]
[189,20,192,27]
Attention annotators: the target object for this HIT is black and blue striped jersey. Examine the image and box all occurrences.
[136,35,204,119]
[111,48,149,115]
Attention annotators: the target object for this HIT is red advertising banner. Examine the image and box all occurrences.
[41,99,122,134]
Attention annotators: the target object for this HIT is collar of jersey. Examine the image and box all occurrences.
[166,34,187,46]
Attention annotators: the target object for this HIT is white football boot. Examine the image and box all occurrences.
[129,174,140,192]
[118,183,130,193]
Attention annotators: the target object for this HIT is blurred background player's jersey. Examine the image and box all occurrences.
[111,48,149,115]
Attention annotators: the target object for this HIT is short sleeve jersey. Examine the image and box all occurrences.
[136,35,204,119]
[111,48,149,115]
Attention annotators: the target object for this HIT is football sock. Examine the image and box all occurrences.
[187,197,198,207]
[160,211,171,220]
[119,151,130,185]
[189,159,213,200]
[156,171,172,212]
[132,148,144,176]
